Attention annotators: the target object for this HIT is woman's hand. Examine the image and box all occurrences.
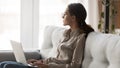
[27,59,48,68]
[32,60,48,68]
[37,64,48,68]
[34,62,48,68]
[27,59,38,64]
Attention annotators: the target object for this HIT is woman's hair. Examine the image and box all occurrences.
[68,3,94,37]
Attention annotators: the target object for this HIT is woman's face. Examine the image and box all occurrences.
[62,9,73,26]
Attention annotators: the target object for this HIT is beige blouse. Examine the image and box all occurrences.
[44,29,86,68]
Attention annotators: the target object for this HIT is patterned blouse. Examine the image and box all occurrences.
[44,29,86,68]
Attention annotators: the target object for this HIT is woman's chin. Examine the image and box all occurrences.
[63,23,68,26]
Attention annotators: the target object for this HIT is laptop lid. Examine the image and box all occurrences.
[10,40,27,65]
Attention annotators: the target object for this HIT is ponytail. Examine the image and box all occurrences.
[79,21,94,38]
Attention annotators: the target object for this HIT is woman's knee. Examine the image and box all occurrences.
[0,61,28,68]
[0,62,7,68]
[0,61,11,68]
[4,63,28,68]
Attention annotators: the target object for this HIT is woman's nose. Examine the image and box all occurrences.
[62,14,64,19]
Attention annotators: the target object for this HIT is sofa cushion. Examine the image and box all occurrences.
[40,26,66,58]
[82,32,120,68]
[40,26,58,58]
[41,26,57,49]
[48,27,65,58]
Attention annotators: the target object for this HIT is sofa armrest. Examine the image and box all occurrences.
[0,50,42,62]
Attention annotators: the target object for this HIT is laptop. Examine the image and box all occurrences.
[10,40,38,67]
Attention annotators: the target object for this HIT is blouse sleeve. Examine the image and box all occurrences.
[45,34,86,68]
[43,57,70,64]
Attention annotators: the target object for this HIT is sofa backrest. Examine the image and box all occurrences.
[82,32,120,68]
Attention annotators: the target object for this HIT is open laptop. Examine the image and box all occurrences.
[10,40,38,67]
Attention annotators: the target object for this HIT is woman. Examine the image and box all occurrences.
[0,3,94,68]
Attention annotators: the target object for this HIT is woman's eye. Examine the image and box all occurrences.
[62,13,67,18]
[62,14,65,18]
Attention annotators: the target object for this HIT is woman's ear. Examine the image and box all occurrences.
[71,15,76,22]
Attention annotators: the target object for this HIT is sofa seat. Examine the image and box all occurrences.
[0,50,41,62]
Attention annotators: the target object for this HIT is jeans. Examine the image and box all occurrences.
[0,61,34,68]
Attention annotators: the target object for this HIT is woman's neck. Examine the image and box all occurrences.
[70,24,80,31]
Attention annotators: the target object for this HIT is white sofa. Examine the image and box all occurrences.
[40,25,120,68]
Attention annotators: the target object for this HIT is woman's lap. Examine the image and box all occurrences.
[0,61,30,68]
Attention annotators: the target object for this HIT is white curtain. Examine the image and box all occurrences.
[78,0,99,31]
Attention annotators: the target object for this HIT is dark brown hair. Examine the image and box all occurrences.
[68,3,94,37]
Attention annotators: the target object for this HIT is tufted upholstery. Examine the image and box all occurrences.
[40,26,120,68]
[82,32,120,68]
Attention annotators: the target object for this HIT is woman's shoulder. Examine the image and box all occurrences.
[77,33,86,39]
[63,29,71,36]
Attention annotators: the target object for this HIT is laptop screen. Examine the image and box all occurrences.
[10,40,27,65]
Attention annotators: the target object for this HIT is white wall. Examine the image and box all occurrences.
[21,0,39,49]
[87,0,99,31]
[78,0,99,31]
